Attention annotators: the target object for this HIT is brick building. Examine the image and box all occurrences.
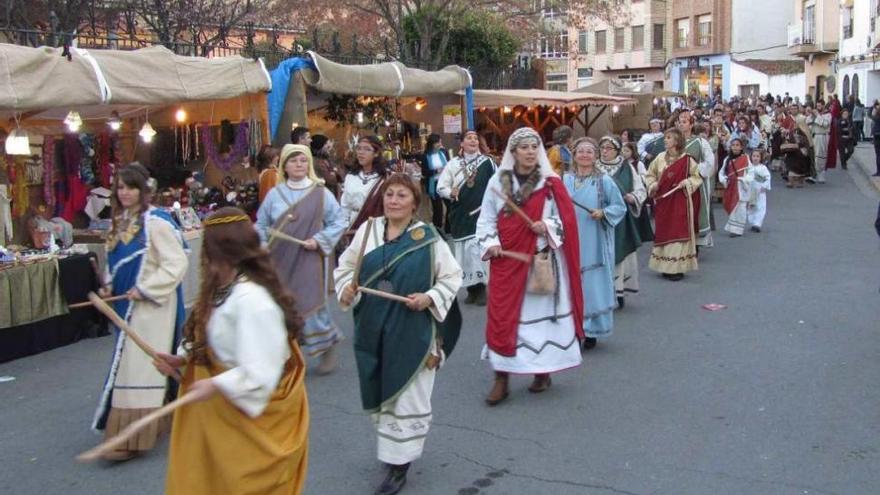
[665,0,733,99]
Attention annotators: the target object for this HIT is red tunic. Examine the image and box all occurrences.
[485,177,584,357]
[722,155,749,215]
[653,156,700,247]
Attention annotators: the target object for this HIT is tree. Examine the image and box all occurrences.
[402,8,518,67]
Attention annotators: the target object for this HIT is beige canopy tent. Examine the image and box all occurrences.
[576,80,683,132]
[0,43,271,114]
[463,88,636,144]
[274,51,473,146]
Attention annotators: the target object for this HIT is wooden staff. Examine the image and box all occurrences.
[68,294,128,309]
[267,228,309,247]
[724,166,749,181]
[658,184,683,200]
[351,218,374,290]
[358,286,413,304]
[498,250,532,263]
[76,391,201,462]
[468,206,482,216]
[571,200,597,215]
[491,187,534,227]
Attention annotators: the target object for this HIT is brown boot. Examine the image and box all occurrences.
[485,371,509,406]
[528,373,552,393]
[315,344,338,375]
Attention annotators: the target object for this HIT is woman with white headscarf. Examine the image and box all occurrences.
[475,127,584,406]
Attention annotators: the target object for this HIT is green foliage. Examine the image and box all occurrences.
[402,8,519,67]
[324,94,396,133]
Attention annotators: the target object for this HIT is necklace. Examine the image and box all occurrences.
[358,170,378,185]
[573,168,594,189]
[212,272,243,307]
[378,218,416,293]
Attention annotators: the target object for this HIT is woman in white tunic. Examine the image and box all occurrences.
[255,144,347,374]
[155,207,308,494]
[335,174,463,495]
[476,127,584,406]
[94,163,188,461]
[340,136,388,231]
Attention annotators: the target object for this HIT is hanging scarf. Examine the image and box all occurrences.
[42,136,56,209]
[200,121,250,172]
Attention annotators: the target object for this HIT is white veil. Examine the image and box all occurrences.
[498,127,558,178]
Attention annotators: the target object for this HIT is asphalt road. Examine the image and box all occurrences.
[1,161,879,495]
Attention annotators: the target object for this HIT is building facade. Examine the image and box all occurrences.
[788,0,840,102]
[665,0,733,99]
[567,0,668,89]
[728,0,804,99]
[836,0,880,105]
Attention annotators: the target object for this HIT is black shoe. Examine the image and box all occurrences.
[473,285,487,306]
[375,463,409,495]
[662,273,684,281]
[464,289,476,305]
[750,226,761,233]
[873,173,880,177]
[616,296,625,309]
[582,337,597,350]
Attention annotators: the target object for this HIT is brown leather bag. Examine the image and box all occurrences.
[526,251,556,295]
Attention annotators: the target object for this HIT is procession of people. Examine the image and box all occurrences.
[82,89,848,495]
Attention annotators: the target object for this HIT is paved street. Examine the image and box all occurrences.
[1,158,879,495]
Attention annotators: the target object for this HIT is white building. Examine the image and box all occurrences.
[836,0,880,105]
[728,0,805,99]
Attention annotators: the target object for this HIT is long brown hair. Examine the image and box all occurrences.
[182,207,303,364]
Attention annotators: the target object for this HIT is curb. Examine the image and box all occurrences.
[852,142,880,193]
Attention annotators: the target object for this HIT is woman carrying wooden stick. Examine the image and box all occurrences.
[255,144,347,374]
[92,163,188,462]
[334,173,462,495]
[475,127,584,406]
[154,207,309,494]
[644,128,703,281]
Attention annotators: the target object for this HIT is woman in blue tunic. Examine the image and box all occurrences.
[256,144,347,374]
[94,163,188,461]
[564,138,626,350]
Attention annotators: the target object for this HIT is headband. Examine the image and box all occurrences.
[506,127,540,151]
[203,214,250,227]
[571,137,597,152]
[598,136,621,151]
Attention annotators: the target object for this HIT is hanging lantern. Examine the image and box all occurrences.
[414,97,427,111]
[4,127,31,155]
[175,108,187,123]
[107,111,122,131]
[503,106,512,114]
[139,122,157,143]
[356,111,365,124]
[64,111,82,132]
[612,105,620,114]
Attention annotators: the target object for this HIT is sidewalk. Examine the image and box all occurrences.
[851,141,880,192]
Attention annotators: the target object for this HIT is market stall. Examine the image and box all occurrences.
[463,89,636,150]
[576,80,683,134]
[0,43,273,357]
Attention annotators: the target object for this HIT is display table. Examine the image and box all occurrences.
[0,253,107,363]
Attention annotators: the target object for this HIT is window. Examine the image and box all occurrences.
[843,7,853,39]
[853,74,860,100]
[614,27,625,52]
[843,75,850,100]
[632,25,644,50]
[676,18,689,48]
[578,31,588,53]
[618,74,646,82]
[538,31,569,59]
[547,73,568,92]
[803,5,816,44]
[697,14,711,46]
[596,30,607,54]
[538,0,563,19]
[577,68,594,78]
[653,23,665,49]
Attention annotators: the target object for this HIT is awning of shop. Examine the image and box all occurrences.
[463,89,636,108]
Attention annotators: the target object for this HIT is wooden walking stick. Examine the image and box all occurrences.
[491,187,535,227]
[267,228,310,248]
[76,391,201,462]
[87,292,181,382]
[658,184,683,200]
[498,250,532,263]
[468,206,482,216]
[357,286,414,304]
[350,218,374,290]
[68,294,128,309]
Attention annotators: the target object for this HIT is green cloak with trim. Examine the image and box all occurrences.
[353,224,462,412]
[685,137,712,239]
[602,159,643,265]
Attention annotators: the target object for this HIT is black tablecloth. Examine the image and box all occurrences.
[0,253,108,363]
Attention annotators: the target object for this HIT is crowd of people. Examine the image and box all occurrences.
[90,92,865,495]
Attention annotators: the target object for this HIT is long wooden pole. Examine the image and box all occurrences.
[351,218,374,290]
[358,286,413,304]
[68,294,128,309]
[76,392,201,462]
[267,228,309,247]
[491,187,534,227]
